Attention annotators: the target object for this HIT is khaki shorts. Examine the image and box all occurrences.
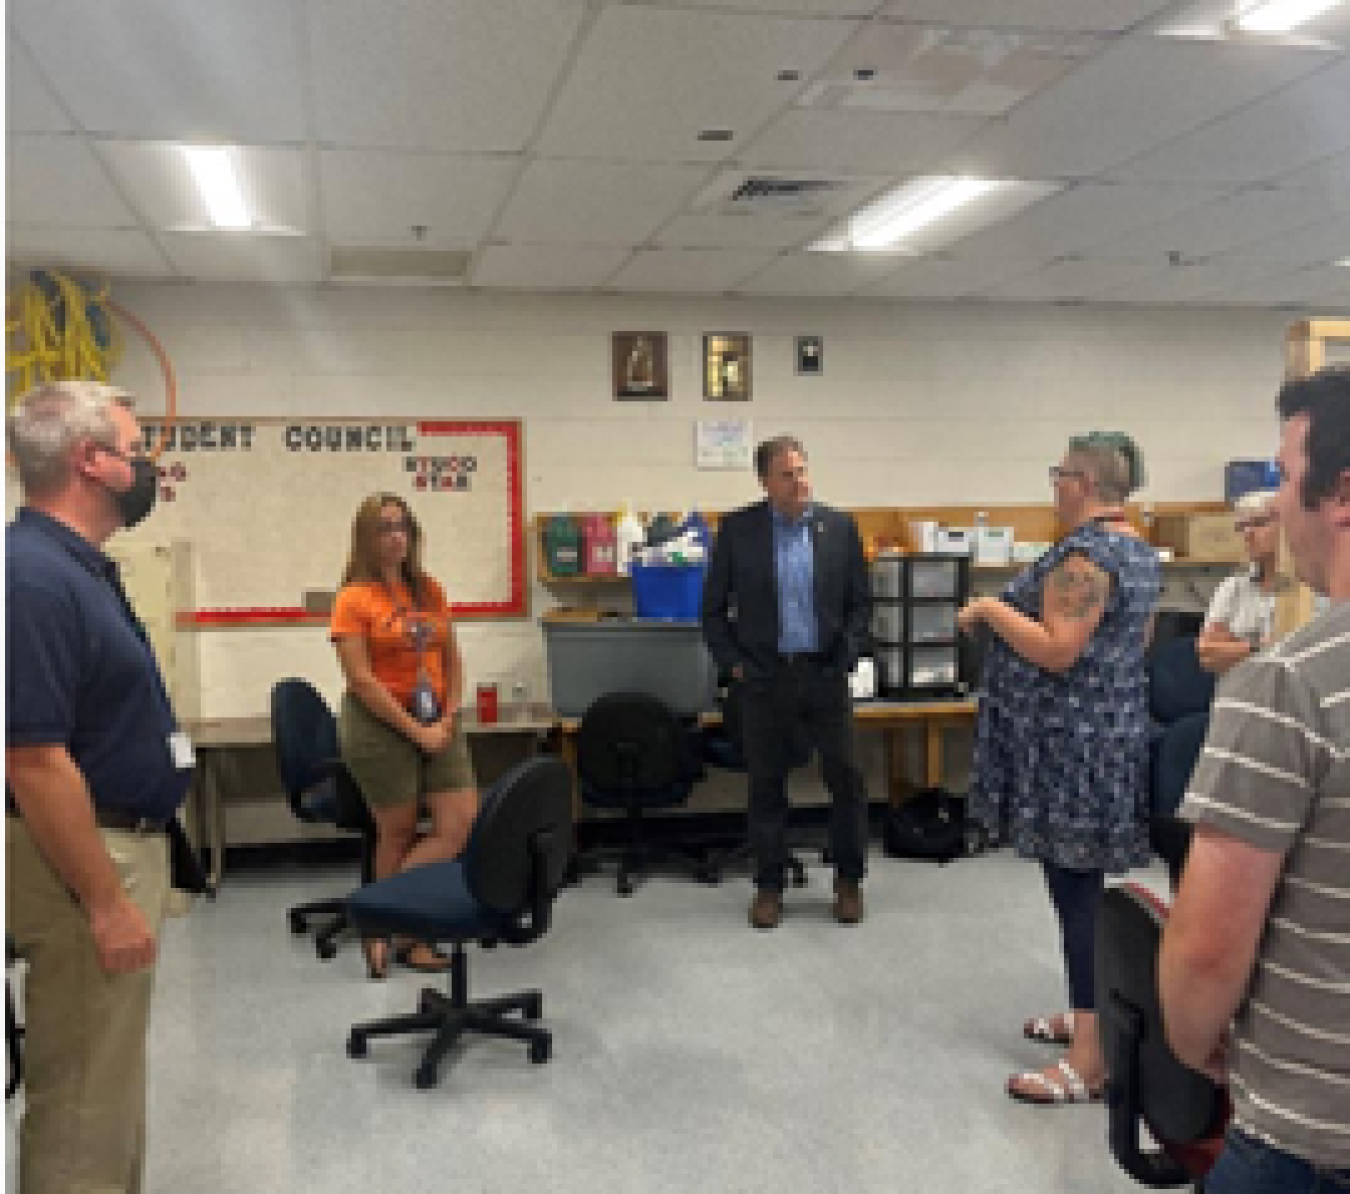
[339,693,476,809]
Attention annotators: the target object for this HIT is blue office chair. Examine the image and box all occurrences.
[1146,636,1216,887]
[270,679,376,960]
[576,691,707,896]
[344,756,573,1091]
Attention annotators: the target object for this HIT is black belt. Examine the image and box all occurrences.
[94,807,170,834]
[6,804,169,834]
[778,651,831,666]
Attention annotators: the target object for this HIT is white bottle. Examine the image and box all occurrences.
[615,505,645,576]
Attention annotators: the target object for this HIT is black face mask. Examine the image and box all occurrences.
[107,457,159,528]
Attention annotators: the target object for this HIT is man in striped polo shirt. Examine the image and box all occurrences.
[1160,365,1350,1192]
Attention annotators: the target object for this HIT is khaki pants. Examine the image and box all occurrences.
[6,818,171,1194]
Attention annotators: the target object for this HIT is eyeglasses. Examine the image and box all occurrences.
[377,520,412,535]
[1049,466,1087,483]
[1235,515,1275,533]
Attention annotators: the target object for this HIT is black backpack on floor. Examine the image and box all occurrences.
[882,788,983,864]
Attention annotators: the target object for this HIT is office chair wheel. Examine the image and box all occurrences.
[529,1039,551,1065]
[315,939,338,961]
[696,865,720,885]
[522,994,543,1021]
[414,1064,439,1090]
[288,910,308,935]
[789,867,808,888]
[617,878,634,897]
[346,1031,368,1059]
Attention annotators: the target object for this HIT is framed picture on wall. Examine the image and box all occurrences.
[796,335,823,375]
[612,332,669,400]
[704,333,751,400]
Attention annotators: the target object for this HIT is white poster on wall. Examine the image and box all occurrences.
[696,418,753,470]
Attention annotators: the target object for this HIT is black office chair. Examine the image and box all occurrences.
[1098,869,1230,1189]
[1146,637,1216,888]
[699,678,811,887]
[344,756,573,1090]
[575,691,707,896]
[270,679,376,960]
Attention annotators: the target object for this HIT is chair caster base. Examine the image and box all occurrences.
[346,1032,367,1059]
[529,1039,551,1064]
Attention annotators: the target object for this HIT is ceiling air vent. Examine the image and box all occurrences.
[692,171,873,220]
[329,246,470,286]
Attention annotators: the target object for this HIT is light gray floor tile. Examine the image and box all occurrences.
[7,849,1168,1193]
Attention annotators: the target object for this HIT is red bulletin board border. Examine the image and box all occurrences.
[172,418,526,628]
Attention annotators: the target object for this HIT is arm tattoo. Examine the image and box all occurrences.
[1048,564,1109,620]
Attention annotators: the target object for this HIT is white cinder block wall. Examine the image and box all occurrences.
[55,282,1295,800]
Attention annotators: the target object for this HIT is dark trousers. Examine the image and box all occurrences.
[740,659,868,892]
[1041,861,1105,1012]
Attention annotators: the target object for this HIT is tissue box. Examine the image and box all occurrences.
[974,527,1013,565]
[934,529,973,556]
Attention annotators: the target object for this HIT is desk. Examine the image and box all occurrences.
[854,699,978,803]
[554,697,978,812]
[184,703,556,894]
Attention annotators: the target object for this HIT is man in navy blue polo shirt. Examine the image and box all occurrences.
[7,380,192,1194]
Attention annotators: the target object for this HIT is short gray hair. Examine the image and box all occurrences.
[7,380,135,496]
[1234,489,1278,518]
[1066,431,1145,504]
[754,435,806,479]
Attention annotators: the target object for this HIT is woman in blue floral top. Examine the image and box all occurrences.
[959,432,1160,1107]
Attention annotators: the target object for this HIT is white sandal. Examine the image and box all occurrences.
[1008,1058,1102,1106]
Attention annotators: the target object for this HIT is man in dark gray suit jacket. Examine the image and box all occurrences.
[702,436,872,930]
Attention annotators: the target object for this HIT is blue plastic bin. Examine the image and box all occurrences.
[630,562,706,620]
[1225,460,1281,506]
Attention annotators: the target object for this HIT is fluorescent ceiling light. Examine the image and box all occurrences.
[1336,256,1350,267]
[183,146,251,229]
[811,176,1006,253]
[1235,0,1343,33]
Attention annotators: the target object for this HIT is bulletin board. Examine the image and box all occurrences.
[125,417,525,625]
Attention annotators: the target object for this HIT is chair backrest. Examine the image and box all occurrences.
[463,756,574,916]
[270,678,341,800]
[575,691,687,793]
[1148,636,1216,726]
[1097,883,1229,1184]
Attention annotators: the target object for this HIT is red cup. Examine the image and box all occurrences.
[476,683,498,725]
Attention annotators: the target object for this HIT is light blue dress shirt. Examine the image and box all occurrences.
[772,503,819,655]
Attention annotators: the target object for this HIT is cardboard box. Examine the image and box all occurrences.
[1152,512,1244,562]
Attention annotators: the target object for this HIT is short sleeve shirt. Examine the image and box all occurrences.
[6,508,191,821]
[329,577,452,708]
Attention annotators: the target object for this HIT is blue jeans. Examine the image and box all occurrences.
[1206,1129,1350,1193]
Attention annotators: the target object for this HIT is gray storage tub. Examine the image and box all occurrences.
[543,619,718,717]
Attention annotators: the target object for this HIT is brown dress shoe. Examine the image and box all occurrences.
[833,880,863,925]
[749,889,783,930]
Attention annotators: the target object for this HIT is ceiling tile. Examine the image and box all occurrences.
[655,211,830,250]
[1203,266,1350,309]
[805,22,1100,117]
[10,0,307,142]
[1096,258,1292,303]
[536,6,857,160]
[735,251,903,295]
[605,247,777,293]
[471,244,631,290]
[1100,185,1350,260]
[742,108,986,172]
[624,0,882,13]
[310,0,587,152]
[99,142,309,232]
[5,227,174,278]
[6,38,72,133]
[1273,147,1350,191]
[880,0,1176,33]
[945,35,1335,179]
[1215,214,1350,268]
[6,135,138,227]
[1112,59,1350,184]
[494,158,712,246]
[863,252,1038,297]
[979,255,1160,299]
[321,151,518,245]
[158,233,323,283]
[949,181,1228,258]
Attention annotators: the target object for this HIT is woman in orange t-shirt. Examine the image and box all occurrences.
[330,493,478,978]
